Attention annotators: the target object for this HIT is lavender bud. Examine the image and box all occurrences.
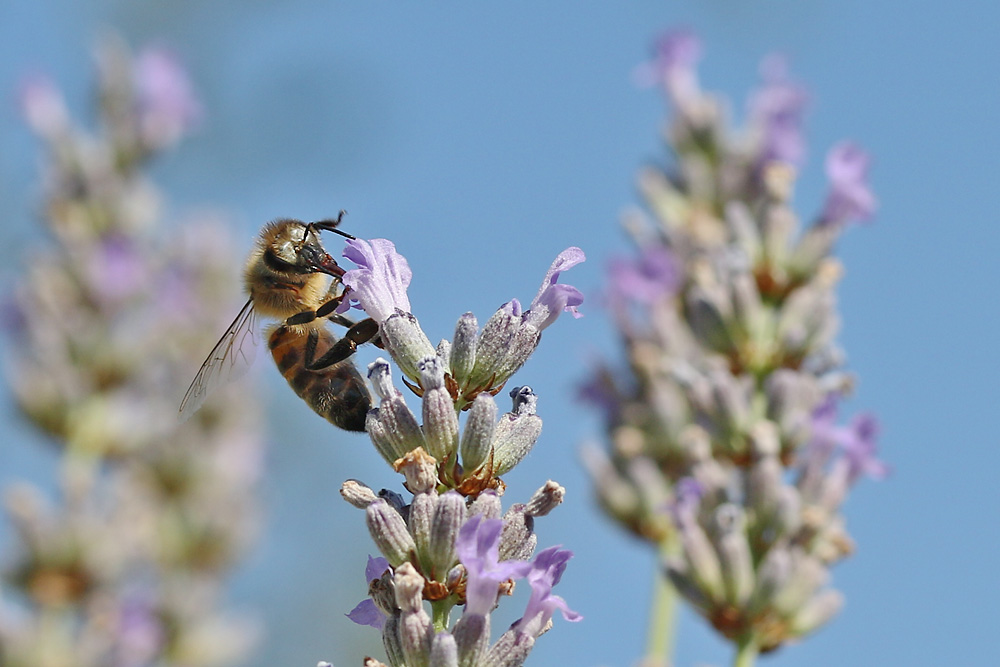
[450,312,479,388]
[368,358,397,400]
[453,612,489,667]
[685,285,736,354]
[467,301,523,390]
[395,563,433,667]
[664,557,713,614]
[341,479,378,508]
[409,492,437,573]
[383,614,406,667]
[483,629,534,667]
[772,552,828,617]
[493,387,543,476]
[368,384,426,465]
[436,340,453,373]
[711,504,754,606]
[372,568,398,617]
[460,393,498,473]
[381,310,437,384]
[748,546,792,615]
[420,356,459,461]
[788,589,844,637]
[367,500,416,567]
[676,512,724,603]
[498,504,536,562]
[430,631,459,667]
[524,480,564,517]
[394,562,425,613]
[428,491,466,578]
[467,489,502,520]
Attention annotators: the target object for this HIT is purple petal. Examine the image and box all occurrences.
[365,555,390,583]
[18,72,69,135]
[749,55,809,167]
[634,29,702,104]
[821,142,877,224]
[340,238,413,322]
[457,515,532,615]
[513,546,581,638]
[346,599,385,630]
[525,247,586,330]
[843,413,889,484]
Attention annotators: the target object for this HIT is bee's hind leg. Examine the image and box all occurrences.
[303,318,380,371]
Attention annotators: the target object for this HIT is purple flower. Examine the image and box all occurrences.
[749,55,809,167]
[821,142,877,225]
[511,546,582,638]
[523,247,585,331]
[667,477,704,524]
[607,245,679,305]
[634,29,702,105]
[346,555,390,630]
[18,72,69,136]
[805,394,888,487]
[339,238,413,322]
[841,413,889,485]
[456,515,533,615]
[134,46,202,149]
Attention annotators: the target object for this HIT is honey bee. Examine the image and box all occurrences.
[179,213,378,431]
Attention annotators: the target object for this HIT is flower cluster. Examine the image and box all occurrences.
[583,31,886,659]
[329,240,585,666]
[1,38,260,666]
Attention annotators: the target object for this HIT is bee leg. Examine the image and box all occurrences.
[303,318,380,371]
[284,292,347,327]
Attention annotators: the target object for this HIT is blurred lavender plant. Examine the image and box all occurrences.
[330,239,585,666]
[1,37,262,666]
[583,30,887,665]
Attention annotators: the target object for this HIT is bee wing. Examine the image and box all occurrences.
[178,298,258,421]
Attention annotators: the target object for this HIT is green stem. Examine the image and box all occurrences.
[734,632,759,667]
[644,540,679,667]
[430,598,453,633]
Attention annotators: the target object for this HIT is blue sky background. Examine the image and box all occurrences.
[1,1,998,665]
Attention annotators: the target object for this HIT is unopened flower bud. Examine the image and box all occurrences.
[420,356,459,461]
[467,489,502,520]
[493,387,543,476]
[430,631,458,667]
[484,628,535,667]
[367,500,416,567]
[450,312,479,389]
[525,480,564,517]
[341,479,378,508]
[711,504,754,606]
[383,615,405,667]
[453,612,489,666]
[381,310,437,384]
[460,393,498,473]
[499,504,537,562]
[788,589,844,637]
[428,491,466,578]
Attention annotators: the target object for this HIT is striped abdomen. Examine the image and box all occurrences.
[268,325,371,432]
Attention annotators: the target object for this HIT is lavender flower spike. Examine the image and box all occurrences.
[341,238,413,322]
[524,247,586,331]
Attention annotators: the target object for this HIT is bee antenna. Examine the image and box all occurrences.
[311,210,355,240]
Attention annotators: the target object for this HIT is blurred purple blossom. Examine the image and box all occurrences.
[18,72,69,136]
[340,238,413,322]
[749,55,809,167]
[607,245,679,305]
[134,46,202,149]
[821,142,877,224]
[634,28,702,105]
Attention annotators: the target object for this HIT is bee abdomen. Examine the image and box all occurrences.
[268,325,372,432]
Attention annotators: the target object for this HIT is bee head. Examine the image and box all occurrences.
[264,219,345,278]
